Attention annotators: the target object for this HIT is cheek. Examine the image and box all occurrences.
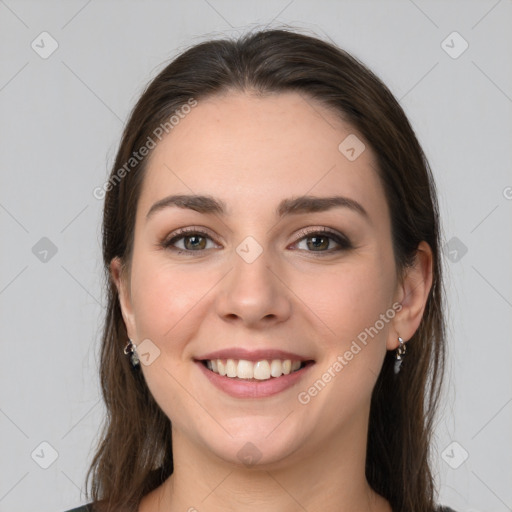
[129,255,213,345]
[294,255,396,405]
[292,262,396,417]
[292,256,396,346]
[128,258,216,426]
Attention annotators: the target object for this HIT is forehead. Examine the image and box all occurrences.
[138,91,387,221]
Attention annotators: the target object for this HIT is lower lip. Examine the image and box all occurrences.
[195,361,314,399]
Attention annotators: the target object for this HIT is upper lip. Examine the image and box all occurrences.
[196,348,314,362]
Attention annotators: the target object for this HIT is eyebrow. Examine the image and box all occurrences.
[145,194,369,221]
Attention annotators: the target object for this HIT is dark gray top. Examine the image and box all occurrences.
[63,504,458,512]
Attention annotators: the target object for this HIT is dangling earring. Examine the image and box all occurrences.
[123,339,140,367]
[393,336,406,375]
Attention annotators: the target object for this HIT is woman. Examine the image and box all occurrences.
[66,28,456,512]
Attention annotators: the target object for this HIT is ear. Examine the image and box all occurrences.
[110,256,137,340]
[387,241,433,350]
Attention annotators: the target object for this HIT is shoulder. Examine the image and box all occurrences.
[437,506,457,512]
[62,505,94,512]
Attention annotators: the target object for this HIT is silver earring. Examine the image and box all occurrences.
[393,336,406,374]
[123,339,140,367]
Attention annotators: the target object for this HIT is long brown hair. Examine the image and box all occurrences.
[86,28,445,512]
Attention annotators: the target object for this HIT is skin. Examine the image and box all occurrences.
[111,91,433,512]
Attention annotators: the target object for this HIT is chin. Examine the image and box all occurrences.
[199,419,310,470]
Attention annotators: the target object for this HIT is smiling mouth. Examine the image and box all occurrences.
[199,358,314,381]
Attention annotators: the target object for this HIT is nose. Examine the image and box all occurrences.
[215,246,292,328]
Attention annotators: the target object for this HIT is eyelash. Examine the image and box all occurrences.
[160,226,353,256]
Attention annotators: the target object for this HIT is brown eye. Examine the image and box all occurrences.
[293,228,353,254]
[182,234,207,250]
[161,228,218,254]
[306,235,331,251]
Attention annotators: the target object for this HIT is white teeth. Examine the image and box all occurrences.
[226,359,237,377]
[237,359,254,379]
[205,358,305,380]
[253,360,271,380]
[270,359,282,377]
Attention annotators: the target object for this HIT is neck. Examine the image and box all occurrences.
[142,407,391,512]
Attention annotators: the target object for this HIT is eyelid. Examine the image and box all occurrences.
[293,226,347,241]
[160,225,352,254]
[160,226,220,252]
[290,226,353,251]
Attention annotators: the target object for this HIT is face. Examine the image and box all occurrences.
[113,91,415,469]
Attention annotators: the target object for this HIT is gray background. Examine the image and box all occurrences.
[1,1,511,511]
